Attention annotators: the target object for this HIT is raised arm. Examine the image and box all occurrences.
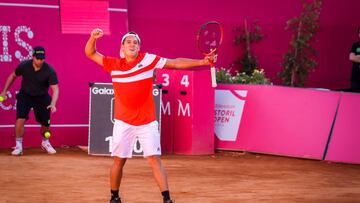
[85,28,105,66]
[164,54,216,69]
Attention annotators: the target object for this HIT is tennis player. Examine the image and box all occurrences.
[85,28,215,203]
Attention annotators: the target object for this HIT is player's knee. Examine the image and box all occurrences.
[146,155,161,164]
[113,157,127,166]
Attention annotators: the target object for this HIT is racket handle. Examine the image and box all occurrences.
[210,67,217,88]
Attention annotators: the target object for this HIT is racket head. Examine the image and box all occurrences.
[196,21,224,55]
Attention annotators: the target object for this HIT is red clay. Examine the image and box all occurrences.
[0,147,360,203]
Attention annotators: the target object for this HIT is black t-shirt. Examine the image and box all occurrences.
[350,41,360,81]
[15,60,58,96]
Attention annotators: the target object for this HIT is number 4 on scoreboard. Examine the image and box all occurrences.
[180,75,189,87]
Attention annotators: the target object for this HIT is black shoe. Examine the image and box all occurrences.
[163,199,173,203]
[110,197,122,203]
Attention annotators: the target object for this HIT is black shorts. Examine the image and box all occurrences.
[16,91,52,126]
[351,81,360,93]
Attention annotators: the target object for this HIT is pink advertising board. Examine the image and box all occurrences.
[215,84,341,160]
[0,0,128,148]
[156,68,214,155]
[325,92,360,164]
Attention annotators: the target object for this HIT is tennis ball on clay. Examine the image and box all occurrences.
[0,96,5,102]
[44,131,51,139]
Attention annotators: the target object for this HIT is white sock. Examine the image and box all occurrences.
[42,139,50,143]
[15,138,23,148]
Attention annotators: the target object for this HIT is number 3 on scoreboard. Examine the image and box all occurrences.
[162,73,170,86]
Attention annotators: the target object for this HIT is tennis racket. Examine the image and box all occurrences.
[196,21,224,87]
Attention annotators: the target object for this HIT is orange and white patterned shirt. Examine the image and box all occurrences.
[103,52,167,126]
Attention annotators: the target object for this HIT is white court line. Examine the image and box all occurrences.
[0,124,89,128]
[0,2,127,12]
[108,8,127,12]
[0,3,59,8]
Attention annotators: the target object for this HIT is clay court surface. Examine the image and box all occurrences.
[0,147,360,203]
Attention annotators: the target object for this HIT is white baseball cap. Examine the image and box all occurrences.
[121,32,141,44]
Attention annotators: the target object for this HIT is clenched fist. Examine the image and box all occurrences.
[91,28,104,39]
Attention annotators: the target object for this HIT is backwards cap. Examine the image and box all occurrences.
[121,32,141,44]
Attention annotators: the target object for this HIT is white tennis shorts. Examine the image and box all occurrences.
[111,119,161,158]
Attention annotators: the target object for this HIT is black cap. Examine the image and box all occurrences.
[33,46,45,59]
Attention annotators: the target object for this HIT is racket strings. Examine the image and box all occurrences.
[198,25,222,54]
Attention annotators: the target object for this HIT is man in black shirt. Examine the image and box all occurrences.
[349,26,360,92]
[0,46,59,155]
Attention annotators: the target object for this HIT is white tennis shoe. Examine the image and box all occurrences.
[41,140,56,154]
[11,146,23,156]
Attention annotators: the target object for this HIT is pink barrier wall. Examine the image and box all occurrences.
[215,84,340,160]
[127,0,360,90]
[0,0,127,148]
[325,92,360,164]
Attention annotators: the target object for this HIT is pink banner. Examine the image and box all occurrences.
[215,84,341,160]
[325,92,360,164]
[60,0,110,34]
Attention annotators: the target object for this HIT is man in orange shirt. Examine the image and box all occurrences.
[85,28,215,203]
